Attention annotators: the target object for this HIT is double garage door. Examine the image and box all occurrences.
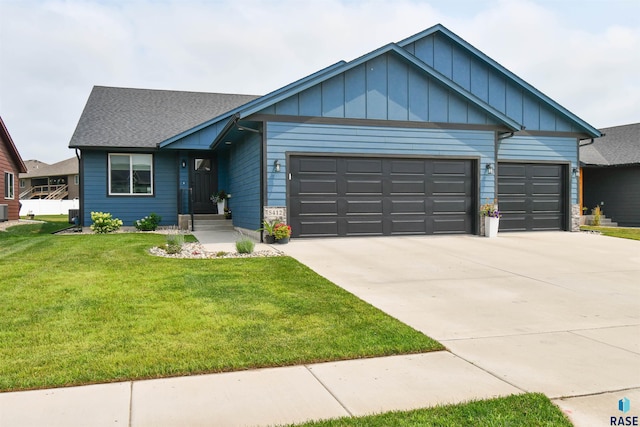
[289,156,475,238]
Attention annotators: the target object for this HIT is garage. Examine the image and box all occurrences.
[289,155,475,238]
[498,163,567,231]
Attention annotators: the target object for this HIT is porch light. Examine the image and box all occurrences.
[486,163,494,175]
[274,159,281,172]
[181,160,187,168]
[572,167,579,178]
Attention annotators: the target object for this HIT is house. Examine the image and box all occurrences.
[580,123,639,227]
[1,116,28,221]
[19,157,80,200]
[69,24,601,238]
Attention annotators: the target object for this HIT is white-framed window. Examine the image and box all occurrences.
[108,153,153,195]
[4,172,14,199]
[74,175,79,185]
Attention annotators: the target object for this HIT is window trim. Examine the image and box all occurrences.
[108,153,154,196]
[4,172,15,199]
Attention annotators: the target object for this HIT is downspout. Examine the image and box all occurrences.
[75,148,83,226]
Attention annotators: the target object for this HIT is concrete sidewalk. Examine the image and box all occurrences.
[0,352,521,427]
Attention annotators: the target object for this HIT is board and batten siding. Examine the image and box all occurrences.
[401,33,579,133]
[81,150,178,226]
[498,135,578,203]
[227,132,261,230]
[260,52,501,127]
[266,122,495,207]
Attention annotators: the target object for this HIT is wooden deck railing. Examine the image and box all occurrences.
[20,184,68,200]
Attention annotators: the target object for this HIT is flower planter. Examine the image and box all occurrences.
[484,216,500,238]
[276,237,289,244]
[264,235,276,244]
[216,201,225,214]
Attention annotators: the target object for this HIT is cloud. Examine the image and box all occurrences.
[0,0,637,163]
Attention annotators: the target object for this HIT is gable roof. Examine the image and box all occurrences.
[580,123,640,166]
[0,116,28,173]
[161,24,599,148]
[69,86,259,149]
[20,157,79,178]
[398,24,601,138]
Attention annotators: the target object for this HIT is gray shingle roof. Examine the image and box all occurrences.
[580,123,640,166]
[69,86,259,149]
[21,157,79,178]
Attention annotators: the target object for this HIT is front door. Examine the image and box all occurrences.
[192,157,217,213]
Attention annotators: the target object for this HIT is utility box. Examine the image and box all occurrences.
[68,209,80,224]
[0,204,8,222]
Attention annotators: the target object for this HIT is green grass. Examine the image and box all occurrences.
[0,228,441,391]
[581,225,640,241]
[285,393,572,427]
[7,215,72,235]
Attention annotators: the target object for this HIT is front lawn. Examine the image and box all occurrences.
[286,393,572,427]
[0,231,442,391]
[581,226,640,241]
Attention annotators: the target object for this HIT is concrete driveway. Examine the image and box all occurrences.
[279,232,640,426]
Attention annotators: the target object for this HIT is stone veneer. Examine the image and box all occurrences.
[571,204,581,231]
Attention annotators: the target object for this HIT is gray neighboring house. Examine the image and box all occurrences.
[580,123,640,227]
[19,157,80,200]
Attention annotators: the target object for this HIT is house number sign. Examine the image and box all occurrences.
[264,207,287,222]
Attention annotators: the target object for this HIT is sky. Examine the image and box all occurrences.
[0,0,638,164]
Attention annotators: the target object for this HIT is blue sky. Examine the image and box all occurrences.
[1,0,638,163]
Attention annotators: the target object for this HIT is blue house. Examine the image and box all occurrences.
[69,24,600,238]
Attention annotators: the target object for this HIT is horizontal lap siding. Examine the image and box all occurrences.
[81,150,178,226]
[266,122,494,206]
[0,141,21,220]
[498,135,577,203]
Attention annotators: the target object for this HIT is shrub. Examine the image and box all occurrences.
[90,212,123,234]
[236,238,255,254]
[165,233,185,254]
[134,213,162,231]
[273,223,292,240]
[592,205,602,226]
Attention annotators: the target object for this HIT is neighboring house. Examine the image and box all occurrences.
[0,116,28,221]
[19,157,80,200]
[580,123,639,227]
[69,24,600,238]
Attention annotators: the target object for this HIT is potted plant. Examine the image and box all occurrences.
[258,219,277,244]
[273,222,292,244]
[480,201,501,238]
[210,190,229,214]
[224,207,232,220]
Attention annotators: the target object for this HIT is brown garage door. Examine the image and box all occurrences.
[498,163,567,231]
[289,155,475,238]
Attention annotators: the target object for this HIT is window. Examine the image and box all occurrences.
[4,172,14,199]
[108,154,153,195]
[74,175,79,185]
[20,179,26,188]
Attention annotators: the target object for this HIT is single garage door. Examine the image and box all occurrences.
[289,155,475,238]
[498,163,567,231]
